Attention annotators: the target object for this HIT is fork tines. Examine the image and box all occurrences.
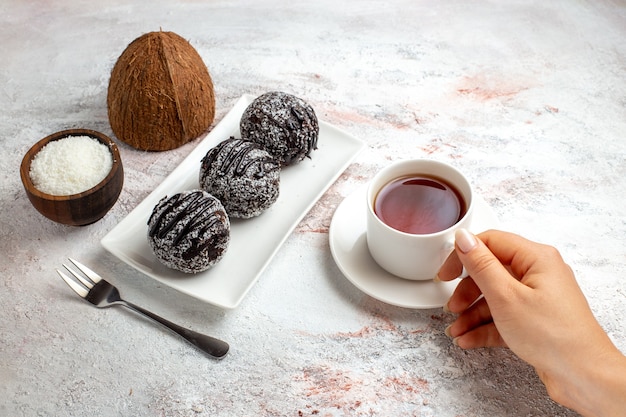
[56,258,102,298]
[68,258,102,283]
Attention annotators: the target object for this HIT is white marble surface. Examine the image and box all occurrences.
[1,1,625,416]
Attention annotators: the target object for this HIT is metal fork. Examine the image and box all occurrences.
[57,259,229,359]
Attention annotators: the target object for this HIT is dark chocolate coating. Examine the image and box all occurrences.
[200,138,280,218]
[239,91,318,166]
[147,190,230,273]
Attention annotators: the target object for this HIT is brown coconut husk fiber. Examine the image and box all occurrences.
[107,31,215,151]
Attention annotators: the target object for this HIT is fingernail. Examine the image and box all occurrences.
[442,301,451,313]
[433,274,441,283]
[455,229,477,254]
[444,324,453,337]
[452,337,460,347]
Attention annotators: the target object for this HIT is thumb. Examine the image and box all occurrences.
[454,229,520,302]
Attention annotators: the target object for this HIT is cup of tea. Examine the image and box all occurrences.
[366,159,474,280]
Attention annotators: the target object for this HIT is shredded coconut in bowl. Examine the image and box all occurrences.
[29,135,113,196]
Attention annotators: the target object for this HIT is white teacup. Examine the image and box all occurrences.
[366,159,474,281]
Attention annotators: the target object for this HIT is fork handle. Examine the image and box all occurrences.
[123,302,229,359]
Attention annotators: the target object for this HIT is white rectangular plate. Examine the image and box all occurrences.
[101,94,365,309]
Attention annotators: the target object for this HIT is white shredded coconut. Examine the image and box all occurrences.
[29,135,113,196]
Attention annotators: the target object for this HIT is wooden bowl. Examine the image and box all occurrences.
[20,129,124,226]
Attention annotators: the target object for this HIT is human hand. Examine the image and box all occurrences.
[437,229,626,417]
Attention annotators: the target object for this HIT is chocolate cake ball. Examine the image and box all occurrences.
[200,138,280,218]
[239,91,318,166]
[147,190,230,273]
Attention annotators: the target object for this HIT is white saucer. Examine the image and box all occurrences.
[329,185,499,309]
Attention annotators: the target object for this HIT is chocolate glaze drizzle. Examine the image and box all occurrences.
[289,104,318,155]
[148,191,225,247]
[202,138,277,178]
[257,103,318,165]
[241,91,319,166]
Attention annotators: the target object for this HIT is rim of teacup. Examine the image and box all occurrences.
[366,159,474,237]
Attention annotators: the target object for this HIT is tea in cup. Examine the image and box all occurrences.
[366,159,474,280]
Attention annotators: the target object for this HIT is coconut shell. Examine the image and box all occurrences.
[107,31,215,151]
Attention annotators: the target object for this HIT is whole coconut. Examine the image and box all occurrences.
[107,31,215,151]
